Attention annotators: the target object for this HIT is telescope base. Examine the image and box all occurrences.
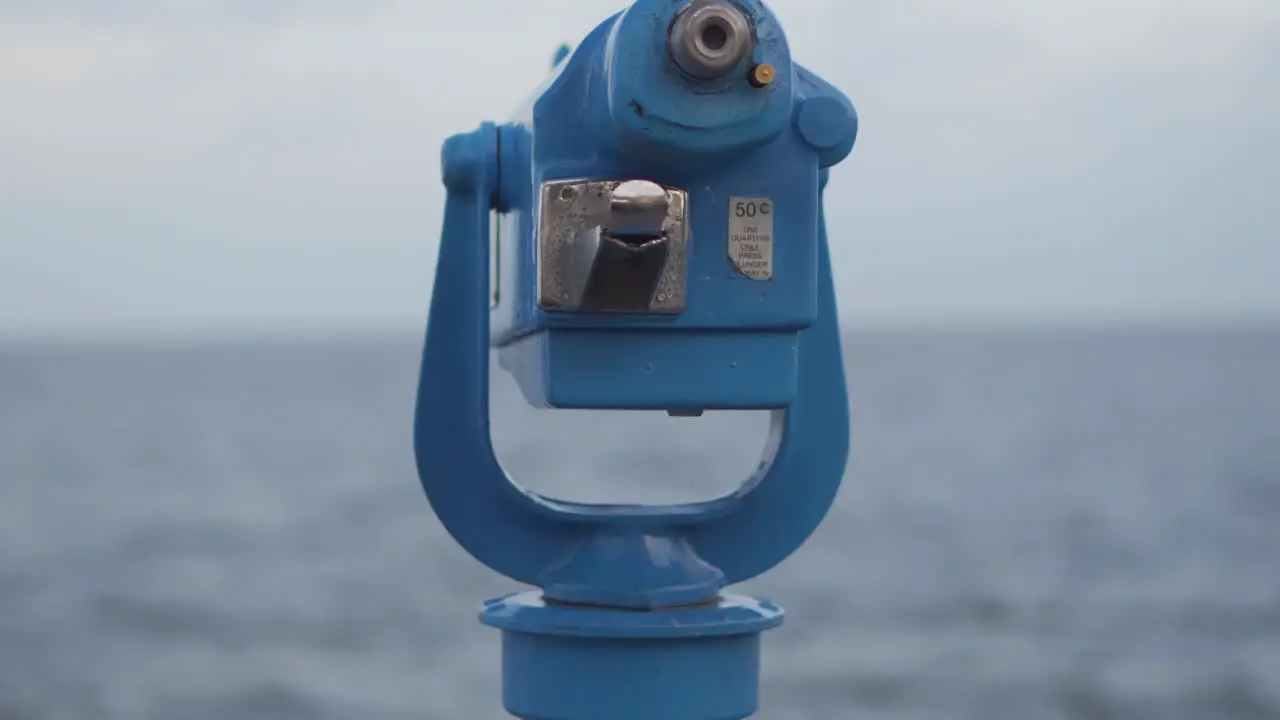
[481,591,784,720]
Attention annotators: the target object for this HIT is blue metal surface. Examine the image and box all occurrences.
[414,1,857,717]
[486,592,782,720]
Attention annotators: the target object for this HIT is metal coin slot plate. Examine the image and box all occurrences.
[537,179,688,314]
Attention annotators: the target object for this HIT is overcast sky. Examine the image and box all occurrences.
[1,0,1277,336]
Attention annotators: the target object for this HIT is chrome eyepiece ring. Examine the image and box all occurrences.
[668,0,754,80]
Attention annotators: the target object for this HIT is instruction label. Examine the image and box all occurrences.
[728,197,774,280]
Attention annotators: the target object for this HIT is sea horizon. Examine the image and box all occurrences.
[3,313,1278,351]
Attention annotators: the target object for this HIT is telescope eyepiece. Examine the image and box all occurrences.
[669,0,753,80]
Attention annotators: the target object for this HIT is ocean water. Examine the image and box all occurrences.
[1,328,1278,720]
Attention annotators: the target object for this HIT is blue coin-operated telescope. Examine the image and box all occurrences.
[415,1,857,717]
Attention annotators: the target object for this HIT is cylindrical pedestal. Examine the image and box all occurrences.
[481,591,784,720]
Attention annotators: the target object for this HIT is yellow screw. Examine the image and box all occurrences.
[749,63,776,88]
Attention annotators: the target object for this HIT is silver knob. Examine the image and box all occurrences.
[607,180,670,239]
